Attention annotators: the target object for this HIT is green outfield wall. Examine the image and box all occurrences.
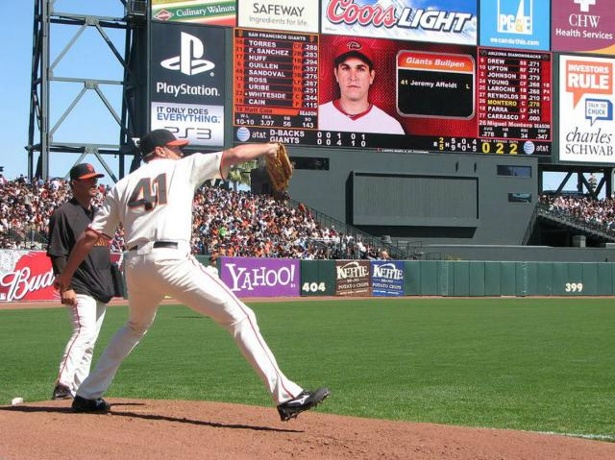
[194,257,615,298]
[298,260,615,297]
[3,252,611,303]
[138,257,615,298]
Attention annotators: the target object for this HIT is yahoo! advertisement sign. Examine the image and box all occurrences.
[220,257,300,297]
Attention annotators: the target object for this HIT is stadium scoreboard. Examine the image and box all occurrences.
[477,48,552,155]
[234,29,319,131]
[233,29,552,156]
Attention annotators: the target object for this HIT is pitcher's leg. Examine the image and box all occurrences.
[76,274,163,400]
[169,257,302,404]
[229,300,303,404]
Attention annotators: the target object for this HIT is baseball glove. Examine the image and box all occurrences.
[266,142,293,192]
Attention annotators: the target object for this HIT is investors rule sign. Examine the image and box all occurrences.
[558,55,615,164]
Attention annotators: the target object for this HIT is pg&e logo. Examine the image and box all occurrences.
[497,0,533,35]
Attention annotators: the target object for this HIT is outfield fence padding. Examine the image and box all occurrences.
[403,260,613,297]
[2,251,614,302]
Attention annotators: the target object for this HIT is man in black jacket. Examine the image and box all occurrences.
[47,163,115,400]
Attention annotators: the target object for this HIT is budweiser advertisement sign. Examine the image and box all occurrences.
[0,250,122,303]
[0,250,57,302]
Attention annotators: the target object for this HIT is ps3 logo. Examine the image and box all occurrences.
[161,32,215,76]
[165,126,213,141]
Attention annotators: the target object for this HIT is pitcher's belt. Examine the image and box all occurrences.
[129,241,178,251]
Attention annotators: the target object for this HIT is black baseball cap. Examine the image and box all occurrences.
[69,163,104,181]
[139,129,189,157]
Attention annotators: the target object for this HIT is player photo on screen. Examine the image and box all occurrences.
[318,38,405,135]
[318,35,477,139]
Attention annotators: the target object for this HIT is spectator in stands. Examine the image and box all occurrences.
[589,174,597,192]
[540,193,615,234]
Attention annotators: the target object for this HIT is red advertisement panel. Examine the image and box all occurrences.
[0,250,122,303]
[0,251,57,302]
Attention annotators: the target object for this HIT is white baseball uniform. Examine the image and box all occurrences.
[318,100,405,134]
[75,152,303,405]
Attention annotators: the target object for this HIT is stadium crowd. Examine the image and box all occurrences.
[0,176,386,259]
[539,193,615,234]
[4,175,615,256]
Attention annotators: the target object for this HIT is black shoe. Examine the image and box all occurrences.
[72,395,110,413]
[51,383,72,400]
[277,387,330,421]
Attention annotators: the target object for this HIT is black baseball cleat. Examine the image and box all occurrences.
[51,383,73,400]
[71,395,110,413]
[277,387,330,421]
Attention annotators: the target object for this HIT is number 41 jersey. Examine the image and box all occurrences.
[90,152,223,249]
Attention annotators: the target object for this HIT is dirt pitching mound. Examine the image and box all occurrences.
[1,399,614,459]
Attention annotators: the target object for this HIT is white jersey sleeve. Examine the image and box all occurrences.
[90,152,223,249]
[318,101,405,135]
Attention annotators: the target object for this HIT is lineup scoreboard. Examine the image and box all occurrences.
[234,29,319,132]
[477,48,552,154]
[232,29,552,156]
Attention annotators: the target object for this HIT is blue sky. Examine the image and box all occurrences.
[1,1,126,185]
[1,2,39,181]
[1,1,574,192]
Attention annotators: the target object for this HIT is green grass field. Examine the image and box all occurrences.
[1,297,614,440]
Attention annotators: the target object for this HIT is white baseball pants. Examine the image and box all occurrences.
[56,294,107,395]
[77,245,302,405]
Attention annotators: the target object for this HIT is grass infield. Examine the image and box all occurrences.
[1,297,614,439]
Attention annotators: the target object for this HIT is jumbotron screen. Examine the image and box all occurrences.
[233,29,552,156]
